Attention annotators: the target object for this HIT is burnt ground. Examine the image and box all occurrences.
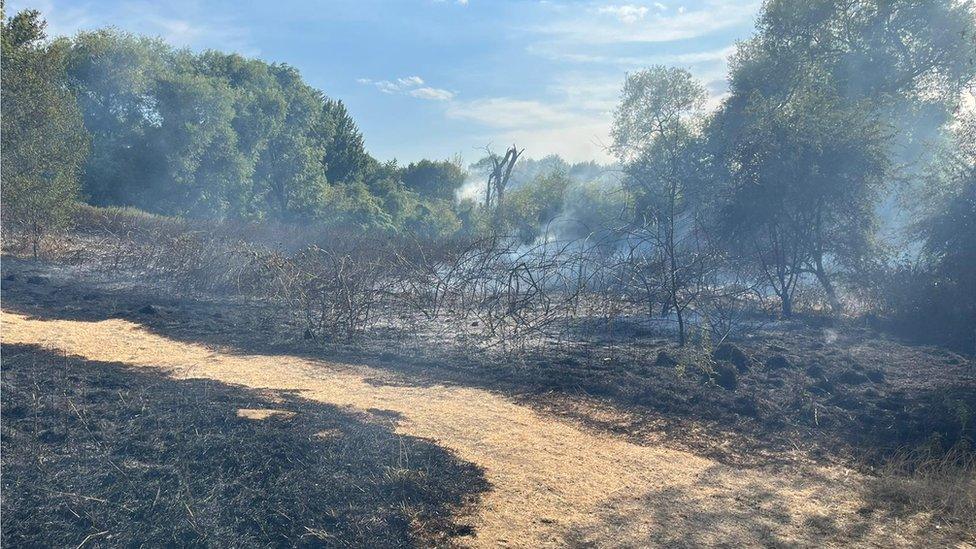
[2,255,975,471]
[1,341,487,548]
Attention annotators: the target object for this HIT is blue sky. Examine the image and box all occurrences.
[12,0,762,163]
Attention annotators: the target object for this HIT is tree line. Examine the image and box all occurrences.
[2,7,470,237]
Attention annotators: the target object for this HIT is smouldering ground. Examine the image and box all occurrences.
[2,310,956,547]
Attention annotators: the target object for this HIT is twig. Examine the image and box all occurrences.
[76,530,109,549]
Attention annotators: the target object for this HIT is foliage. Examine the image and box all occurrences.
[710,0,976,315]
[401,158,467,201]
[502,168,573,243]
[613,66,711,345]
[1,9,89,256]
[880,106,976,351]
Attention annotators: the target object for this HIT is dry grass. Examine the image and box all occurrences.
[4,309,969,547]
[867,446,976,537]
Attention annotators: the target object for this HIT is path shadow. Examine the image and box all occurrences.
[1,342,487,547]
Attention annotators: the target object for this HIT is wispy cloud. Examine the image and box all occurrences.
[445,90,613,162]
[357,76,455,101]
[527,43,735,68]
[597,4,650,24]
[536,0,759,45]
[447,98,576,129]
[8,0,259,55]
[410,87,456,101]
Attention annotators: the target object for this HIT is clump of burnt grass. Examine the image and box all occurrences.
[0,343,486,547]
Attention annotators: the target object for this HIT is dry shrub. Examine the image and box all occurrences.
[10,204,768,351]
[267,242,392,341]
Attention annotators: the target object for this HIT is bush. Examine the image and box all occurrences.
[1,10,89,257]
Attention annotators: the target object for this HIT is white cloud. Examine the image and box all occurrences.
[398,76,425,87]
[410,87,455,101]
[358,75,454,101]
[597,4,650,24]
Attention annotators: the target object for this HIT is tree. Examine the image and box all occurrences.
[249,64,330,221]
[148,57,247,218]
[714,0,976,314]
[401,158,466,202]
[1,9,89,257]
[65,29,169,208]
[907,101,976,349]
[322,98,370,185]
[613,66,709,346]
[477,144,523,219]
[712,82,888,315]
[502,168,573,243]
[65,31,340,221]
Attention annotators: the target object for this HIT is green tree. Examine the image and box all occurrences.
[503,168,572,243]
[401,158,466,202]
[1,9,90,257]
[910,104,976,348]
[148,61,247,218]
[322,99,369,185]
[65,29,168,207]
[712,82,888,315]
[713,0,975,314]
[613,66,709,345]
[249,66,330,221]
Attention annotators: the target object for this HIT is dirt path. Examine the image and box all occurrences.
[1,311,937,547]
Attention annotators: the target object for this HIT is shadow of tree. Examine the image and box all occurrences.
[1,343,487,547]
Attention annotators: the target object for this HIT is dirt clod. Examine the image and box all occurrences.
[655,350,677,367]
[713,363,738,391]
[765,354,794,370]
[713,343,751,372]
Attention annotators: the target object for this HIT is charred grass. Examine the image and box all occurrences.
[0,343,486,547]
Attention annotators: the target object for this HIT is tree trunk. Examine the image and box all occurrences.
[675,302,686,346]
[781,291,792,318]
[813,261,842,313]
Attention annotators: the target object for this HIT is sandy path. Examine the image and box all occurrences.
[1,311,934,547]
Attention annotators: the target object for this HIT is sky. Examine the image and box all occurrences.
[10,0,763,164]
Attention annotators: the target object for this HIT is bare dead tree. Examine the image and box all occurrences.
[482,144,524,213]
